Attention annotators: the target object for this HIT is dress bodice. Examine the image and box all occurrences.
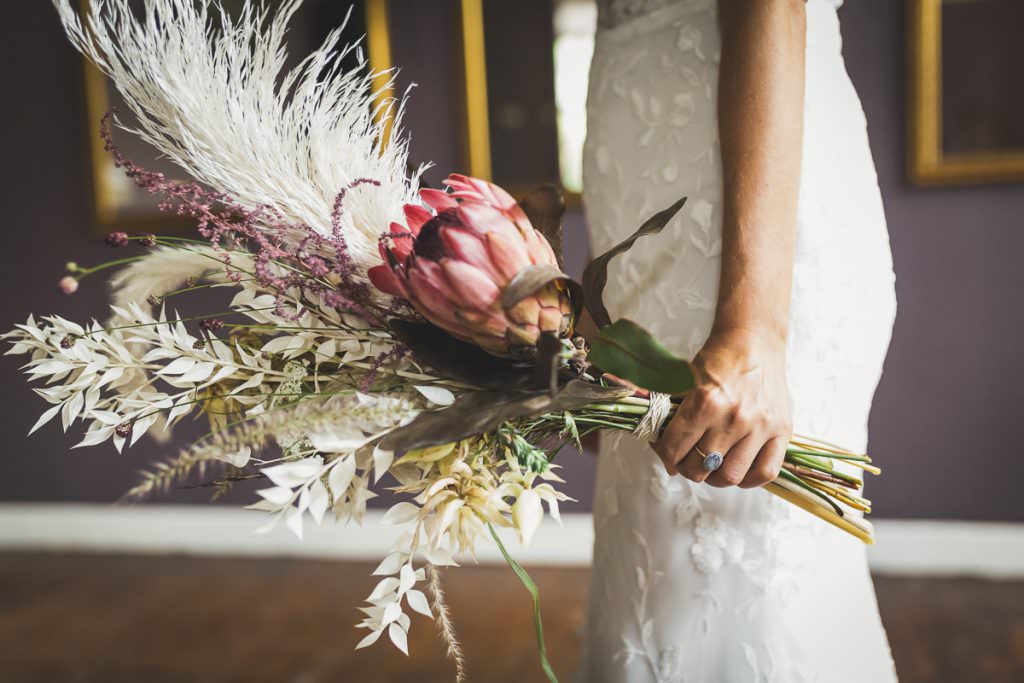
[597,0,844,30]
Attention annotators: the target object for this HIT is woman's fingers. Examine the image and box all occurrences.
[705,433,762,488]
[739,436,787,488]
[676,429,738,484]
[651,407,704,476]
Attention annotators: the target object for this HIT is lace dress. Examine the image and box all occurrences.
[577,0,899,681]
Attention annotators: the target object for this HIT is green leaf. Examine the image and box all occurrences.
[489,524,559,683]
[588,319,695,395]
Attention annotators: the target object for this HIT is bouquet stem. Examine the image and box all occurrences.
[764,480,875,544]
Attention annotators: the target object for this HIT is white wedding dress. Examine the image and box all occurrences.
[577,0,899,681]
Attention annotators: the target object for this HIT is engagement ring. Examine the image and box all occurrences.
[695,446,723,473]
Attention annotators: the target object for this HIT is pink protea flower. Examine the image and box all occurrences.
[369,174,573,359]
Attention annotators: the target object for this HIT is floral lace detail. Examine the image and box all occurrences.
[690,513,745,574]
[598,0,846,32]
[576,1,897,681]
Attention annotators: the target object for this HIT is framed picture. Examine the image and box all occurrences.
[80,0,361,233]
[369,0,583,197]
[908,0,1024,185]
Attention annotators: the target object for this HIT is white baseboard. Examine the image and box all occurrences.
[0,503,1021,578]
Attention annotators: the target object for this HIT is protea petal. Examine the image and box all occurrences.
[387,222,414,261]
[456,202,521,245]
[446,174,528,225]
[484,231,531,282]
[440,259,501,311]
[410,259,458,299]
[440,227,503,283]
[367,173,573,359]
[456,309,509,339]
[519,226,556,266]
[407,267,459,326]
[420,188,458,211]
[368,265,407,298]
[505,296,540,326]
[403,205,432,235]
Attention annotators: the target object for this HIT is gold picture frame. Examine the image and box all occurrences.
[365,0,492,180]
[81,0,383,233]
[908,0,1024,186]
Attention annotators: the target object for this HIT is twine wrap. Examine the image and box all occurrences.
[633,392,672,442]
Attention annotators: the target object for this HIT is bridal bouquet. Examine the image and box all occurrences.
[6,2,880,680]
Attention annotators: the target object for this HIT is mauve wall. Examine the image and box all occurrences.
[1,1,1022,522]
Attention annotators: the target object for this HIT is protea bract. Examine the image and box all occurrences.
[368,174,573,359]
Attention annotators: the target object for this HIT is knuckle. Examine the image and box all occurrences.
[681,469,704,483]
[736,407,759,428]
[758,461,781,481]
[697,389,727,415]
[718,467,744,487]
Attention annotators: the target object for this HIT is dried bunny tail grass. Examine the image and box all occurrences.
[52,0,425,271]
[122,395,417,501]
[427,563,467,683]
[109,245,229,309]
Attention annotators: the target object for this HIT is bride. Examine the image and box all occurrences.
[577,0,899,680]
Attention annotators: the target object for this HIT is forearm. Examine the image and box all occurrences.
[713,0,806,348]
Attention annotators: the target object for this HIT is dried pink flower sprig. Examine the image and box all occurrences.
[98,113,397,325]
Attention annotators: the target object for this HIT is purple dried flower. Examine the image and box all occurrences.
[60,336,75,350]
[137,234,157,248]
[192,339,207,350]
[199,318,224,333]
[184,276,197,288]
[105,232,129,248]
[359,345,408,392]
[115,422,132,439]
[146,294,161,306]
[98,113,391,326]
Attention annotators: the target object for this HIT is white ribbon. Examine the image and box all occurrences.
[633,391,672,442]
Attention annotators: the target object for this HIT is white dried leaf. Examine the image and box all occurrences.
[513,488,544,546]
[413,385,455,406]
[262,457,323,488]
[256,486,293,507]
[373,552,406,576]
[308,479,329,525]
[388,622,409,655]
[381,601,402,627]
[354,629,383,650]
[398,563,416,594]
[405,590,432,618]
[381,502,420,526]
[327,456,357,498]
[372,445,394,484]
[28,404,62,436]
[367,577,400,602]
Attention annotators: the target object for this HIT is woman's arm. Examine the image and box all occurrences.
[653,0,806,488]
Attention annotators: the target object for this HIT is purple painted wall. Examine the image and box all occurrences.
[2,1,1022,522]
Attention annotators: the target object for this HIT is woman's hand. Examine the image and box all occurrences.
[649,0,806,488]
[652,329,792,488]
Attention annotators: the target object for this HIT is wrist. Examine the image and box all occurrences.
[706,321,787,354]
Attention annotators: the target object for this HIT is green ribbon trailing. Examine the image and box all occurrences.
[488,523,559,683]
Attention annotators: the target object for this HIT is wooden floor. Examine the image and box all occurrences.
[0,553,1021,683]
